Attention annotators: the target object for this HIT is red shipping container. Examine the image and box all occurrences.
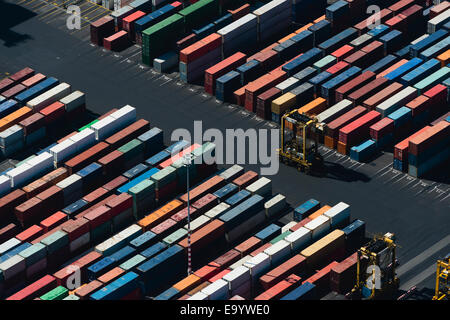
[233,86,247,106]
[0,78,15,93]
[21,73,46,88]
[90,16,115,46]
[103,30,130,51]
[331,45,355,61]
[194,264,220,281]
[75,280,103,300]
[65,142,111,175]
[408,121,450,156]
[105,119,150,149]
[83,187,110,204]
[204,52,247,95]
[180,33,222,63]
[370,117,395,140]
[16,224,43,242]
[363,82,404,110]
[228,3,251,20]
[105,193,132,218]
[388,0,416,14]
[176,33,197,52]
[255,274,301,300]
[235,236,263,257]
[14,197,44,227]
[0,223,18,243]
[122,10,146,37]
[179,175,225,203]
[232,171,258,190]
[9,67,34,82]
[6,275,57,300]
[54,251,102,286]
[151,218,177,235]
[208,268,231,283]
[330,253,358,294]
[103,175,129,192]
[360,40,384,62]
[2,84,26,99]
[244,70,287,112]
[62,218,90,242]
[424,84,448,107]
[40,101,66,125]
[40,211,68,233]
[347,77,389,107]
[36,185,64,214]
[260,255,306,290]
[326,106,367,138]
[430,1,450,18]
[19,113,45,135]
[250,242,272,257]
[303,261,339,296]
[325,61,350,75]
[256,87,282,120]
[178,220,225,252]
[335,71,376,102]
[339,110,382,145]
[247,50,279,71]
[290,217,312,232]
[98,150,125,177]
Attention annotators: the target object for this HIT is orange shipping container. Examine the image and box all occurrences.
[245,69,287,112]
[180,33,222,64]
[173,274,202,295]
[179,175,225,203]
[138,199,184,231]
[377,59,408,78]
[204,52,247,95]
[437,49,450,67]
[0,107,33,131]
[297,97,327,116]
[233,86,247,106]
[308,205,331,220]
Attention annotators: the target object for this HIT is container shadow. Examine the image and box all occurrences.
[0,0,36,47]
[323,161,371,183]
[418,158,450,185]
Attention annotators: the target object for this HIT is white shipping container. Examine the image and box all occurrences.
[243,252,271,282]
[304,215,331,240]
[69,128,96,152]
[264,194,286,218]
[253,0,291,23]
[223,265,251,290]
[6,163,33,188]
[0,125,23,147]
[245,177,272,197]
[201,279,229,300]
[95,224,141,254]
[264,239,291,267]
[376,87,418,116]
[427,8,450,33]
[0,238,21,255]
[56,174,83,205]
[187,291,208,300]
[317,99,353,123]
[276,77,300,94]
[217,14,258,41]
[69,232,90,252]
[230,255,252,270]
[0,255,26,280]
[205,203,230,219]
[0,175,11,196]
[91,115,117,140]
[285,227,312,252]
[50,139,78,164]
[26,83,71,111]
[411,34,429,45]
[219,164,244,181]
[60,91,85,112]
[183,215,211,232]
[282,221,297,233]
[324,202,350,228]
[26,151,53,175]
[350,34,373,48]
[154,51,178,73]
[109,105,136,127]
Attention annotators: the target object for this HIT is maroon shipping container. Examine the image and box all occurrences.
[19,113,45,135]
[303,261,339,296]
[335,71,376,102]
[151,218,177,236]
[408,121,450,156]
[256,87,282,120]
[354,8,393,34]
[250,242,272,257]
[0,78,15,94]
[2,84,26,99]
[290,217,312,232]
[102,175,129,192]
[14,197,44,227]
[330,253,358,294]
[192,194,218,215]
[21,73,46,88]
[0,223,18,243]
[90,16,115,46]
[347,77,389,107]
[62,218,90,242]
[36,185,64,215]
[204,52,247,95]
[370,117,395,140]
[363,82,404,110]
[98,150,125,178]
[388,0,416,14]
[104,30,130,51]
[83,187,110,204]
[339,110,382,145]
[0,189,27,222]
[360,41,384,64]
[170,206,197,223]
[83,205,112,230]
[213,249,241,268]
[65,142,111,175]
[247,50,279,72]
[105,119,150,149]
[234,236,262,257]
[325,106,367,138]
[176,33,197,52]
[54,250,102,286]
[232,171,258,190]
[9,67,34,82]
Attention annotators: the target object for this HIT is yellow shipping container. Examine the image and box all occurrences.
[300,229,345,270]
[271,92,297,114]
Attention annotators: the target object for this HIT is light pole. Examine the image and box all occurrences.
[182,153,193,275]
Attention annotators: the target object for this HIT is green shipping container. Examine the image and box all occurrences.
[63,294,81,300]
[150,166,177,189]
[413,67,450,94]
[40,286,68,300]
[78,119,99,132]
[163,228,187,246]
[41,230,69,254]
[179,0,220,31]
[270,231,292,244]
[120,254,147,271]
